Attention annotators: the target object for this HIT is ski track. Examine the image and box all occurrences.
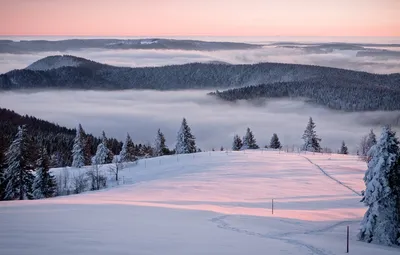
[300,155,362,196]
[210,215,334,255]
[208,153,363,255]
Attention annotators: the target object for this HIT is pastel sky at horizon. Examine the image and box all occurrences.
[1,0,399,37]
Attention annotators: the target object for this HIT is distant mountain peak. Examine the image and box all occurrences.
[25,55,90,71]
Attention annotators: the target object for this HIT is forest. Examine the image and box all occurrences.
[208,79,400,112]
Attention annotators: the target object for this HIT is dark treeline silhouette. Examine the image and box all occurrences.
[209,78,400,111]
[0,107,124,168]
[1,55,399,92]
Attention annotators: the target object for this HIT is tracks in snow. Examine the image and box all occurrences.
[300,155,362,196]
[210,215,342,255]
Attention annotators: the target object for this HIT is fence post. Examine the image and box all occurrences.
[145,159,147,168]
[346,226,349,253]
[122,176,125,184]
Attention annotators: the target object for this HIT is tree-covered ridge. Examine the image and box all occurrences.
[209,78,400,111]
[0,108,122,168]
[1,55,399,91]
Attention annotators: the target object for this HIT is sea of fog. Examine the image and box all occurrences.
[0,36,400,74]
[1,90,399,153]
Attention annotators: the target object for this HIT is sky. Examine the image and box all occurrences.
[0,0,399,37]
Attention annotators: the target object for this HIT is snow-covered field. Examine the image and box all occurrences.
[1,150,399,255]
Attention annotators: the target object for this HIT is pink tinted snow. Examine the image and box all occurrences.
[2,151,366,222]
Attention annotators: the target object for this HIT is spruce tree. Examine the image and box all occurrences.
[120,133,137,162]
[32,147,56,199]
[367,129,377,151]
[270,133,282,149]
[92,131,109,166]
[242,128,259,149]
[71,124,85,168]
[2,126,35,200]
[340,141,348,154]
[154,129,167,156]
[175,118,196,154]
[232,135,243,151]
[0,150,5,199]
[302,117,321,152]
[359,126,400,245]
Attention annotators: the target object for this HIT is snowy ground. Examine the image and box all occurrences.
[1,150,399,255]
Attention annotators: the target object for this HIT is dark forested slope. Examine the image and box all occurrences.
[1,55,399,91]
[0,108,122,168]
[209,78,400,112]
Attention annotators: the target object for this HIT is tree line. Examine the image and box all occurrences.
[209,79,400,112]
[0,107,361,201]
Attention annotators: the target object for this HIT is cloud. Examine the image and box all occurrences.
[0,90,398,153]
[1,46,400,74]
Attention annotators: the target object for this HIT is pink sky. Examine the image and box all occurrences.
[1,0,399,36]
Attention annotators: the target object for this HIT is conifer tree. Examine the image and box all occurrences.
[120,133,137,162]
[359,126,400,245]
[242,128,259,149]
[340,141,348,154]
[2,126,35,200]
[367,129,377,151]
[175,118,196,154]
[270,133,282,149]
[154,129,167,156]
[302,117,322,152]
[32,147,56,199]
[232,135,243,151]
[71,124,85,168]
[92,131,109,166]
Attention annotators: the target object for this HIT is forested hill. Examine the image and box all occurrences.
[208,78,400,112]
[0,108,123,168]
[1,55,399,90]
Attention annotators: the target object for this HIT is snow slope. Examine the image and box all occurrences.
[1,150,399,255]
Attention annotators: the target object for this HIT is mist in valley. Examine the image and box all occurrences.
[1,45,400,74]
[1,89,398,153]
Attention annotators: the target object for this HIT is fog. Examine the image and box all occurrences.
[1,46,400,74]
[1,90,399,153]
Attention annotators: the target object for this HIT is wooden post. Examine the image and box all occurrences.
[272,199,274,215]
[145,159,146,168]
[346,226,349,253]
[122,176,125,184]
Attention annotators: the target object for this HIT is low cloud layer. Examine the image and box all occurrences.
[1,46,399,74]
[1,90,399,153]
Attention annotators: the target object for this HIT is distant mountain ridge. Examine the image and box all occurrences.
[0,38,262,53]
[1,55,399,93]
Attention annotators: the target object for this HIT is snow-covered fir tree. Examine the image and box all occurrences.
[367,129,377,150]
[242,128,259,149]
[71,124,85,168]
[92,131,109,166]
[359,126,400,246]
[32,147,56,199]
[232,135,243,151]
[270,133,282,149]
[175,118,196,154]
[119,133,137,162]
[302,117,322,152]
[2,125,35,200]
[340,141,348,154]
[154,129,167,156]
